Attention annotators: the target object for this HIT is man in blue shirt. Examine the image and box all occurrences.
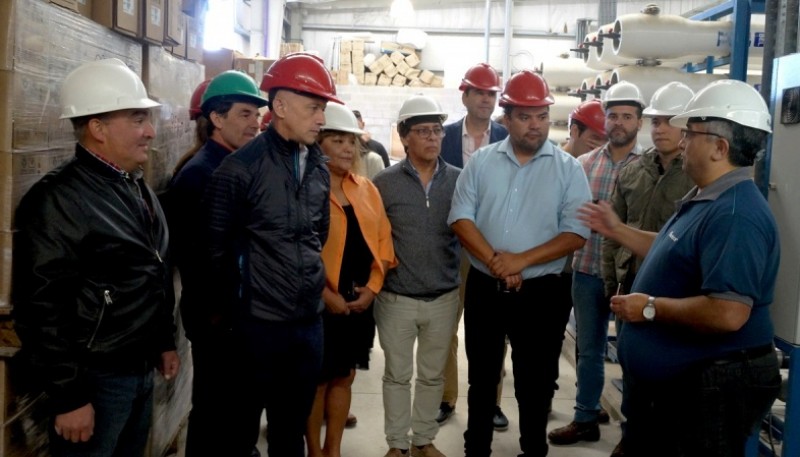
[449,70,591,457]
[580,79,781,457]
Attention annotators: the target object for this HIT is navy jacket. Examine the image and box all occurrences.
[440,118,508,168]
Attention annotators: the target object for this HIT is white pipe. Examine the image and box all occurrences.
[550,94,582,123]
[539,56,601,89]
[610,66,725,105]
[612,12,765,61]
[594,70,614,91]
[484,0,491,63]
[583,32,616,71]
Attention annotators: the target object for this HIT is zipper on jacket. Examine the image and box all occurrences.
[87,290,112,349]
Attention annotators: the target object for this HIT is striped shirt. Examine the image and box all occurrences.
[572,143,642,276]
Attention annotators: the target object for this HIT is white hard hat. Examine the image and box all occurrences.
[643,82,695,117]
[397,95,448,124]
[670,79,772,133]
[321,102,365,135]
[60,58,160,119]
[602,80,646,110]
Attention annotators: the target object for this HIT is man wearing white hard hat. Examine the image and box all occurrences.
[12,58,179,457]
[372,94,461,457]
[550,80,645,447]
[580,79,781,456]
[600,81,696,457]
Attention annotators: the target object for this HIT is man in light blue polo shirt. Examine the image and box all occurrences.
[449,70,591,457]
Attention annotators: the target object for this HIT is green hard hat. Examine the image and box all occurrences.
[201,70,268,114]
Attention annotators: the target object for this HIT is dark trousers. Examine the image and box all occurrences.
[185,333,252,457]
[463,268,573,457]
[230,316,324,457]
[50,369,154,457]
[623,347,780,457]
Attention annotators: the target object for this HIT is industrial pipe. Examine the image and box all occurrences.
[550,94,582,123]
[611,11,765,61]
[609,66,724,105]
[540,56,601,89]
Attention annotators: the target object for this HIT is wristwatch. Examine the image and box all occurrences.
[643,296,656,321]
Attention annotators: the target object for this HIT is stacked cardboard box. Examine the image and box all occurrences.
[341,40,443,88]
[281,42,305,57]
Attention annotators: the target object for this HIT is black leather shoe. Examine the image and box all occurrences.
[547,421,600,445]
[493,406,509,431]
[598,407,610,424]
[435,402,455,424]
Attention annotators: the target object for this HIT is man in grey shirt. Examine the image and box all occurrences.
[372,95,461,457]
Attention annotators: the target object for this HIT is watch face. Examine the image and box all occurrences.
[643,305,656,320]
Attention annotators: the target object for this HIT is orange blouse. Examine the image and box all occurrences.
[322,172,398,295]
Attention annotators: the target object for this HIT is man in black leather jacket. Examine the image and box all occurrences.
[12,58,179,457]
[203,53,341,457]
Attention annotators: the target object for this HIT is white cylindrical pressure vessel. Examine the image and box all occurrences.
[539,56,600,89]
[549,125,570,147]
[550,94,582,123]
[583,32,616,71]
[612,12,765,61]
[609,66,724,105]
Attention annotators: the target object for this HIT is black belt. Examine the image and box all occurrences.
[711,344,774,365]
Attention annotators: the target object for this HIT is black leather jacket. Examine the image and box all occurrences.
[12,145,176,415]
[205,125,330,322]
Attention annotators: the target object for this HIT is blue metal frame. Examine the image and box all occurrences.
[686,0,766,81]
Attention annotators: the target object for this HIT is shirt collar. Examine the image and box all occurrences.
[79,143,140,179]
[683,167,753,203]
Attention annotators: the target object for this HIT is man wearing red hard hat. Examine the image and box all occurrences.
[563,99,607,158]
[204,52,340,457]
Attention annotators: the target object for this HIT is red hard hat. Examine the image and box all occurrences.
[570,100,606,136]
[260,52,342,104]
[499,70,554,108]
[459,63,502,92]
[189,80,211,121]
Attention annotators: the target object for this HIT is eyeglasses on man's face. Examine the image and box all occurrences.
[410,127,446,139]
[681,128,726,142]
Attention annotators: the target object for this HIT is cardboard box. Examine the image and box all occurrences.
[340,40,352,53]
[164,0,183,45]
[233,56,277,86]
[0,1,11,72]
[336,69,349,85]
[185,14,203,62]
[75,0,92,18]
[352,40,364,52]
[377,74,391,86]
[280,42,304,57]
[391,74,407,87]
[390,51,405,65]
[143,0,165,44]
[419,69,435,84]
[364,72,377,86]
[405,52,420,68]
[49,0,79,12]
[431,75,444,87]
[383,63,398,78]
[202,48,240,79]
[169,13,186,58]
[92,0,141,38]
[395,61,410,76]
[406,68,421,80]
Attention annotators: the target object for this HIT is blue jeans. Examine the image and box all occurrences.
[231,316,324,457]
[572,271,608,423]
[623,347,780,457]
[50,369,154,457]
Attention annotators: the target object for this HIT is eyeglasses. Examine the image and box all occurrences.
[681,129,727,142]
[410,127,446,139]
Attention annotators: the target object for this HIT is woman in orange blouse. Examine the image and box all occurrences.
[306,103,397,457]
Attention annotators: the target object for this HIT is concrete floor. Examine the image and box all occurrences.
[256,318,624,456]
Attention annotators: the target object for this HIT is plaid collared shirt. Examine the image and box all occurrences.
[572,143,642,276]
